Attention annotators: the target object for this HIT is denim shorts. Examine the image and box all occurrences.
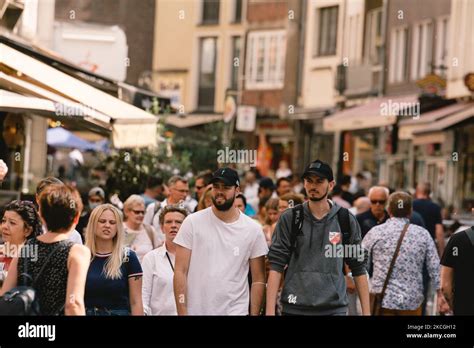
[86,307,130,316]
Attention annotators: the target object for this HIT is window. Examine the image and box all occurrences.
[365,8,383,64]
[232,0,243,23]
[411,21,434,80]
[245,30,286,89]
[315,6,338,56]
[389,27,408,83]
[198,37,217,110]
[434,17,449,76]
[230,36,241,90]
[202,0,220,24]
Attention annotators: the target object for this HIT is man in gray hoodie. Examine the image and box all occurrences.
[266,160,370,315]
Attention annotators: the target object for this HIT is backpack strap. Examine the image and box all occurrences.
[337,207,351,245]
[143,224,156,249]
[151,201,162,228]
[337,207,352,275]
[289,204,304,257]
[465,227,474,247]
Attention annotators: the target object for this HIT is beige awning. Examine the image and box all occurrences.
[413,104,474,135]
[0,43,157,148]
[163,114,223,128]
[398,103,470,140]
[323,94,419,132]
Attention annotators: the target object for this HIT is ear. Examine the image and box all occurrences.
[328,180,336,191]
[235,186,241,194]
[24,225,33,239]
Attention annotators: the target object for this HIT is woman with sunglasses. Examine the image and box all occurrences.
[123,195,159,262]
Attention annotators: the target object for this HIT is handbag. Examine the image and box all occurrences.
[370,223,410,316]
[0,243,63,315]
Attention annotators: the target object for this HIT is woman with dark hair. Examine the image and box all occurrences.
[0,201,43,283]
[0,184,91,315]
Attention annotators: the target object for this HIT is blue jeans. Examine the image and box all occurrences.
[86,307,130,316]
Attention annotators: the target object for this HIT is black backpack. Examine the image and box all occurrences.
[287,203,352,274]
[0,243,62,315]
[465,226,474,246]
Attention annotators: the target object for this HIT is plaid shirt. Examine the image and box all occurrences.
[361,217,440,310]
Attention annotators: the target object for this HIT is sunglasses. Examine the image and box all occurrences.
[132,210,145,215]
[370,200,386,205]
[195,185,205,190]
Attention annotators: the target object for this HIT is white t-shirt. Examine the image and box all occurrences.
[173,207,268,315]
[142,244,177,315]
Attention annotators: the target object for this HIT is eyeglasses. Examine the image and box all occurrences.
[370,200,386,205]
[132,210,145,215]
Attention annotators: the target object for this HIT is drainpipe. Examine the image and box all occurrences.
[21,116,32,194]
[378,0,389,96]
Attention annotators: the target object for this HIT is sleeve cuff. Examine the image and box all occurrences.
[269,262,285,273]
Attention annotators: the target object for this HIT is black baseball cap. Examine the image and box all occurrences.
[211,167,240,187]
[302,160,334,181]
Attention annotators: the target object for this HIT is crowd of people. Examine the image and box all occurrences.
[0,157,472,316]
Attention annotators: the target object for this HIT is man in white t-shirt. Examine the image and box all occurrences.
[173,167,268,315]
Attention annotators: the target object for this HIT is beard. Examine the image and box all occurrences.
[212,195,236,211]
[308,186,329,202]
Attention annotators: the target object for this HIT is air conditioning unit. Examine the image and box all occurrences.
[0,0,24,30]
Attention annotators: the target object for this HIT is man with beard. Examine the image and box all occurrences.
[173,167,268,315]
[266,160,370,315]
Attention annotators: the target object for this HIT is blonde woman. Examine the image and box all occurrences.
[84,204,143,316]
[123,195,160,262]
[196,186,212,211]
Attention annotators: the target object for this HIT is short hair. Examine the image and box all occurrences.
[159,205,188,225]
[168,175,187,187]
[277,177,291,188]
[235,194,247,208]
[332,185,343,196]
[36,177,63,196]
[388,192,412,218]
[279,193,304,205]
[123,195,145,218]
[146,176,163,189]
[265,198,280,211]
[2,200,43,239]
[416,182,431,196]
[39,184,83,233]
[196,170,213,186]
[368,186,390,199]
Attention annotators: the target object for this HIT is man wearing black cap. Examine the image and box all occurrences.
[266,160,370,315]
[173,167,268,315]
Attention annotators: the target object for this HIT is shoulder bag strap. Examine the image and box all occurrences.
[31,243,65,288]
[379,223,410,301]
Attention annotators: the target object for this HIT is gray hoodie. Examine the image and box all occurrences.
[268,201,367,315]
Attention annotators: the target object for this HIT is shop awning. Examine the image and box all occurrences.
[413,104,474,135]
[163,114,223,128]
[398,102,471,140]
[0,43,158,148]
[323,94,419,132]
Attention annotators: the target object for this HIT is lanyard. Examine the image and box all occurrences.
[165,251,174,272]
